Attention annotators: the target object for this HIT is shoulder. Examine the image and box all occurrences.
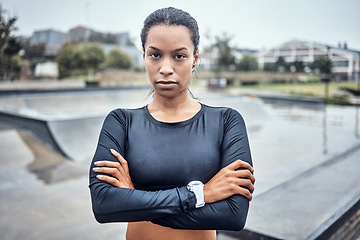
[108,106,144,118]
[104,107,145,126]
[203,104,244,122]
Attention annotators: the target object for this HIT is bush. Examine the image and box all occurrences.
[105,48,132,69]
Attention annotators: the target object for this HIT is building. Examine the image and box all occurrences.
[65,26,92,43]
[257,39,360,80]
[199,47,258,70]
[30,29,67,57]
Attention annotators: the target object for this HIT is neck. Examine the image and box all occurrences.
[147,90,201,122]
[150,90,195,110]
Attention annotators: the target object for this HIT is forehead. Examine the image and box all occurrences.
[145,25,194,51]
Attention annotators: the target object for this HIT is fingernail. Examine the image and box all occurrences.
[94,161,102,166]
[110,149,117,154]
[97,175,104,179]
[93,167,100,171]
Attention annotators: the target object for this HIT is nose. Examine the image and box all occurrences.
[159,58,174,76]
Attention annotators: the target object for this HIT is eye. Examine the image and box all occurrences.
[149,52,161,58]
[174,54,186,60]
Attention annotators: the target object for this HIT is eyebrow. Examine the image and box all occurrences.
[147,46,189,52]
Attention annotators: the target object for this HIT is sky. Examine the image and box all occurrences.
[1,0,360,51]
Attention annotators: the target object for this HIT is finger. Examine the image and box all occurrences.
[238,178,255,193]
[110,149,130,173]
[231,177,254,193]
[236,186,253,201]
[94,160,120,168]
[94,160,126,176]
[227,160,254,172]
[233,169,256,184]
[96,175,120,187]
[110,149,126,164]
[93,167,121,178]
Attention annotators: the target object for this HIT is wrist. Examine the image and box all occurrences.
[187,181,205,208]
[203,183,210,203]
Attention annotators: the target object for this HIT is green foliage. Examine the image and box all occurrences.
[56,43,78,74]
[1,36,22,79]
[0,4,17,79]
[213,33,235,71]
[105,48,132,69]
[236,55,258,71]
[81,43,105,70]
[263,57,305,73]
[292,60,304,73]
[310,57,332,75]
[1,53,21,79]
[263,62,277,72]
[56,43,105,78]
[3,36,22,56]
[275,57,288,72]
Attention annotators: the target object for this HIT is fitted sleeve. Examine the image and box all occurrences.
[89,110,197,223]
[151,108,252,230]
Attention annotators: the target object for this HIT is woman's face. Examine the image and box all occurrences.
[143,24,199,98]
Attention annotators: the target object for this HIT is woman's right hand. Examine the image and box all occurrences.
[204,160,255,203]
[93,149,135,189]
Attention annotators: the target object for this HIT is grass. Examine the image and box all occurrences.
[233,81,359,105]
[240,82,357,97]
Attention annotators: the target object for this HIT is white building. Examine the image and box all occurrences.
[258,39,360,80]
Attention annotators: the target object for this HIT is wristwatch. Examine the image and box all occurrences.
[187,180,205,208]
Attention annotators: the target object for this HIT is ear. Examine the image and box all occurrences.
[143,51,145,61]
[193,49,200,68]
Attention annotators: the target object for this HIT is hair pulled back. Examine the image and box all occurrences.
[141,7,200,55]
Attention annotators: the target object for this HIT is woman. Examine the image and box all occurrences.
[89,7,255,240]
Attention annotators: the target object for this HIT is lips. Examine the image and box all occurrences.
[155,80,178,89]
[156,80,177,84]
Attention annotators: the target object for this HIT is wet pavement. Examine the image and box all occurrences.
[1,88,360,239]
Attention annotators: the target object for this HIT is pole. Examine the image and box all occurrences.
[324,46,331,104]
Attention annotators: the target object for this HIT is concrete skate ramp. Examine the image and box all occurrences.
[0,111,104,163]
[0,88,150,163]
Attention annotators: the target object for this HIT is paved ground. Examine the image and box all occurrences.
[1,87,360,239]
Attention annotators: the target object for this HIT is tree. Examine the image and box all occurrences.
[0,4,17,79]
[310,57,332,75]
[1,36,22,79]
[81,43,104,71]
[56,43,105,79]
[274,56,288,72]
[2,54,21,79]
[263,62,277,72]
[213,33,235,71]
[105,48,132,69]
[56,43,78,77]
[291,60,304,73]
[22,41,45,59]
[22,41,46,73]
[236,55,258,71]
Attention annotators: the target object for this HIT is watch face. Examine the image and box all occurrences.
[191,182,202,187]
[189,180,202,187]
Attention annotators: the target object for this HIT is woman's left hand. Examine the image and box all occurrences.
[93,149,135,189]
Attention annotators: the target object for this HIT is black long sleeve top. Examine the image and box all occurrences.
[89,103,252,231]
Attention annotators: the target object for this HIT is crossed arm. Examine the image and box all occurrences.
[89,109,255,230]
